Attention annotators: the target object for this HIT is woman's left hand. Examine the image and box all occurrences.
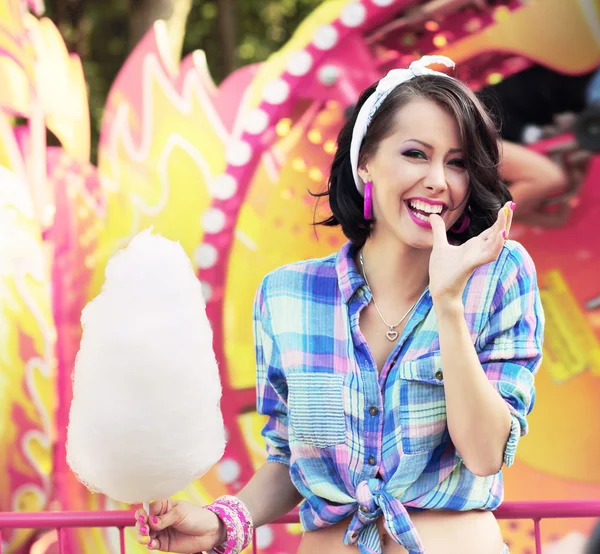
[428,202,514,305]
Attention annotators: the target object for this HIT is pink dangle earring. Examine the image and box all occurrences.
[451,209,470,233]
[364,181,373,220]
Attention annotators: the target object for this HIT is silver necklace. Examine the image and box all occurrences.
[359,250,419,342]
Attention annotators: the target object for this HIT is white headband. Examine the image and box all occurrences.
[349,55,456,195]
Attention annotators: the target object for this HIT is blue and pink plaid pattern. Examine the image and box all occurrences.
[254,241,544,554]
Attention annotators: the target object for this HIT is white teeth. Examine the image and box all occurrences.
[408,200,443,214]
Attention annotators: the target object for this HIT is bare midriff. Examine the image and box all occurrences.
[296,509,504,554]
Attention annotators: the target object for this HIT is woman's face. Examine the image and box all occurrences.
[358,97,470,249]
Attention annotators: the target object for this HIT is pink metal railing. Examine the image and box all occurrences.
[1,501,599,554]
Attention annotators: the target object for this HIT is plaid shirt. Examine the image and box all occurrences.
[254,241,544,554]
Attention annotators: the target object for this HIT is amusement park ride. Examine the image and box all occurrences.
[0,0,599,553]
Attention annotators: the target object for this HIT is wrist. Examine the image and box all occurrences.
[213,513,227,545]
[432,295,464,317]
[206,495,254,554]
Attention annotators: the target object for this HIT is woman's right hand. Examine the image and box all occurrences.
[135,499,226,552]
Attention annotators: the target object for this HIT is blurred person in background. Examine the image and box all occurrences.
[478,64,599,227]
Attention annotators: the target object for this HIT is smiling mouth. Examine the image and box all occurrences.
[405,199,446,222]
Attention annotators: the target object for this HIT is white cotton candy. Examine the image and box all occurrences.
[66,229,225,504]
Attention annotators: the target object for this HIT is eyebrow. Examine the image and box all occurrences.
[403,139,463,154]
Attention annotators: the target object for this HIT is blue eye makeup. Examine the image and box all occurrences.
[401,149,467,168]
[402,149,427,159]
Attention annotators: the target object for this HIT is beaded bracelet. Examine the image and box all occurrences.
[206,495,253,554]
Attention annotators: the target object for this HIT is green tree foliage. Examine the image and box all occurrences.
[43,0,323,162]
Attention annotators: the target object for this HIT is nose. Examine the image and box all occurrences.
[423,160,448,195]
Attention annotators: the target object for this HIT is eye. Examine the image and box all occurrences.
[449,158,467,169]
[403,149,427,160]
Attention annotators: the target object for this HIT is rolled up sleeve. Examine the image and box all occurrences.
[254,280,291,466]
[476,244,545,467]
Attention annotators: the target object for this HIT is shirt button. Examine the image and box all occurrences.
[369,406,379,416]
[435,370,444,381]
[368,456,376,465]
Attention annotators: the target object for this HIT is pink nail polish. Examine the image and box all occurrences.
[138,516,145,523]
[140,525,147,535]
[151,516,158,525]
[502,230,507,239]
[509,202,516,211]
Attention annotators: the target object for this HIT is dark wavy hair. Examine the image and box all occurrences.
[314,74,512,248]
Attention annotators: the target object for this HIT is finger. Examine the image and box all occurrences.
[483,228,506,264]
[149,502,182,532]
[477,208,503,240]
[497,203,509,230]
[505,201,515,238]
[137,533,151,547]
[482,202,511,240]
[134,508,147,526]
[137,522,149,536]
[429,213,449,245]
[147,499,171,531]
[148,499,169,516]
[148,530,165,551]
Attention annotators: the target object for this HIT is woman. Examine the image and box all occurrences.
[134,56,544,554]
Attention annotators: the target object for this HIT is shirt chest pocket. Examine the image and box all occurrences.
[397,353,448,454]
[287,371,346,449]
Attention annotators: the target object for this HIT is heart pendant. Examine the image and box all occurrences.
[386,329,399,342]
